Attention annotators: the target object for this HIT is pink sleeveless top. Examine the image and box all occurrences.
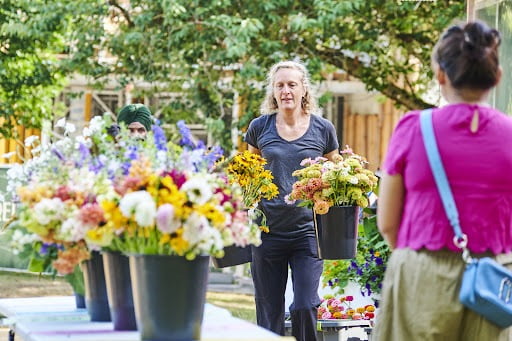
[383,103,512,254]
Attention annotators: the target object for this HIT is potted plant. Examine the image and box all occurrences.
[286,146,379,259]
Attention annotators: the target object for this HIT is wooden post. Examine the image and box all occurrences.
[467,0,475,22]
[84,92,93,122]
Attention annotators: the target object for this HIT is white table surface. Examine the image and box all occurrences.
[0,296,289,340]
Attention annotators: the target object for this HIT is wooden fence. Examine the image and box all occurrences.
[343,100,404,172]
[0,127,41,164]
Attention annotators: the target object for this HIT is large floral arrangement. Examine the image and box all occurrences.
[7,117,116,274]
[83,119,261,259]
[286,146,378,214]
[225,150,279,233]
[322,205,391,298]
[317,294,376,321]
[8,115,261,272]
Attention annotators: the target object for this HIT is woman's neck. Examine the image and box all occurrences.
[443,87,490,105]
[277,109,307,125]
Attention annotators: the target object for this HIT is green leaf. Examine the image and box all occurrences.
[27,257,46,273]
[64,266,85,295]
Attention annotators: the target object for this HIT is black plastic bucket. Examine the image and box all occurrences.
[74,292,86,309]
[129,254,210,341]
[212,245,252,268]
[81,251,111,321]
[315,206,360,260]
[103,251,137,330]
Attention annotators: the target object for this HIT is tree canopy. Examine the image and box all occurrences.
[1,0,465,147]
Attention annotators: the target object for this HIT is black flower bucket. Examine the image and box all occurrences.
[314,206,360,260]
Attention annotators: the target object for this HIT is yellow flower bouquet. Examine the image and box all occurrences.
[286,146,378,214]
[226,151,279,233]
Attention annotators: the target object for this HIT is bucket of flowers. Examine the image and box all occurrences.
[80,118,261,340]
[211,150,279,268]
[6,116,120,321]
[286,146,379,260]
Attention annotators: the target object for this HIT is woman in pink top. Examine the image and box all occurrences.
[373,21,512,340]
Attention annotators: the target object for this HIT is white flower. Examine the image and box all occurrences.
[119,191,156,227]
[87,116,105,135]
[65,122,76,135]
[33,198,65,225]
[58,216,88,242]
[75,136,92,148]
[195,227,223,254]
[349,176,359,185]
[2,152,15,159]
[24,135,39,147]
[135,200,157,227]
[181,176,213,205]
[55,117,66,128]
[82,126,92,137]
[182,212,210,245]
[9,230,40,253]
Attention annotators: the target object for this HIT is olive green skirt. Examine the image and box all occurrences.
[372,248,512,341]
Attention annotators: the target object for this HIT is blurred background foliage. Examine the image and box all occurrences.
[1,0,464,149]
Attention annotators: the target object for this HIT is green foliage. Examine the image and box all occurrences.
[1,0,464,145]
[322,205,391,298]
[0,0,67,137]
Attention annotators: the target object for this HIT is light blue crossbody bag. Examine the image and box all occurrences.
[420,108,512,328]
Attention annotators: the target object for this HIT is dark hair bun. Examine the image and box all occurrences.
[462,22,500,61]
[435,20,501,90]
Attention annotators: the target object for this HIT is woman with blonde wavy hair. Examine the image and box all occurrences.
[245,60,339,341]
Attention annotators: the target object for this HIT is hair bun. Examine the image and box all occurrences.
[462,22,500,60]
[434,20,500,90]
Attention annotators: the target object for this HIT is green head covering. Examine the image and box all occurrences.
[117,104,153,132]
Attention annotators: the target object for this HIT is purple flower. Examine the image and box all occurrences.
[52,147,65,161]
[152,125,167,152]
[121,161,131,175]
[177,120,196,149]
[125,145,138,160]
[375,257,383,266]
[39,243,51,255]
[205,145,224,168]
[75,143,90,167]
[89,155,106,173]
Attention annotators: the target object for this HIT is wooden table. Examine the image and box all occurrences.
[0,296,292,341]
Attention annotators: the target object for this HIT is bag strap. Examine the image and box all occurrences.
[419,109,471,260]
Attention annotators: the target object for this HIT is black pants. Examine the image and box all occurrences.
[251,234,323,341]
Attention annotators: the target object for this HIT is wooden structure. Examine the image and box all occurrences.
[343,99,403,172]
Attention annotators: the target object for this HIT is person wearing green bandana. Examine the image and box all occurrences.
[116,103,153,138]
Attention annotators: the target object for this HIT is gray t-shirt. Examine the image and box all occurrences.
[245,113,339,237]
